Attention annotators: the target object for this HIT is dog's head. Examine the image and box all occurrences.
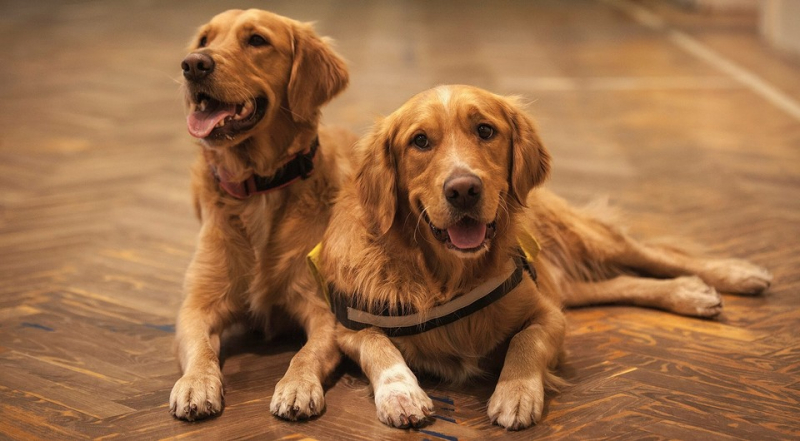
[357,85,550,259]
[182,9,348,148]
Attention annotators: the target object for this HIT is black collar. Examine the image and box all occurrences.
[212,137,318,199]
[329,253,536,337]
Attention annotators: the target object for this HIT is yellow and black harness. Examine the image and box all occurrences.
[307,231,540,337]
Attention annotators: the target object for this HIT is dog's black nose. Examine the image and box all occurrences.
[181,53,215,81]
[444,174,482,210]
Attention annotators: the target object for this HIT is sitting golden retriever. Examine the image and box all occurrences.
[169,9,356,421]
[316,85,772,430]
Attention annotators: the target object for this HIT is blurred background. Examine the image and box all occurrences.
[1,1,798,439]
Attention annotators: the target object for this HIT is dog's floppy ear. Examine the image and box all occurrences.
[503,97,551,205]
[355,120,397,235]
[288,23,349,123]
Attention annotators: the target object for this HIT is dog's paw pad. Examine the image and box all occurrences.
[374,381,433,429]
[169,373,224,421]
[487,374,544,431]
[702,259,772,296]
[270,375,324,421]
[663,276,723,317]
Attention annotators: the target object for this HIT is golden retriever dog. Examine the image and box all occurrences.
[316,85,772,430]
[169,9,356,421]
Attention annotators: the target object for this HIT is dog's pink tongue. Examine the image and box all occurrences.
[187,103,236,138]
[447,219,486,249]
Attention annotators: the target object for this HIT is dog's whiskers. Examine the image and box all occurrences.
[498,194,512,231]
[280,105,306,122]
[165,69,185,86]
[407,211,421,244]
[415,207,432,245]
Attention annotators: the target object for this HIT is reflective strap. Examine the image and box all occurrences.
[308,230,541,337]
[330,258,524,337]
[346,258,516,329]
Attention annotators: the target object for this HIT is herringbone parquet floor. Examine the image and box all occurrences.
[1,0,798,440]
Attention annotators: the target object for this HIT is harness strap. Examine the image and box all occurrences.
[306,229,542,337]
[330,256,527,337]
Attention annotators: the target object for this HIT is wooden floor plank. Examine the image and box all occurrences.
[1,0,798,439]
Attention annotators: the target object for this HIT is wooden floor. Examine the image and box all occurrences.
[1,0,799,439]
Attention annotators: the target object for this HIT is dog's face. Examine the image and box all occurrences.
[357,85,550,259]
[182,9,348,148]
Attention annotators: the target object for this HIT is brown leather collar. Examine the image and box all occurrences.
[210,138,318,199]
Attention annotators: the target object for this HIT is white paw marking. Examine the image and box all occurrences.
[374,363,433,428]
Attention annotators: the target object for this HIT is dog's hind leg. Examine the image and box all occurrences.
[562,275,723,317]
[532,192,772,296]
[608,240,772,296]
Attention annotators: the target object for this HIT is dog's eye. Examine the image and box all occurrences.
[477,124,495,140]
[198,36,208,48]
[248,34,269,47]
[412,134,430,150]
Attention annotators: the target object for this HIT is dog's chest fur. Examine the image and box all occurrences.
[249,187,331,305]
[391,278,539,382]
[196,168,334,329]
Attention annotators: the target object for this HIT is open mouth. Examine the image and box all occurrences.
[422,209,497,253]
[186,93,267,141]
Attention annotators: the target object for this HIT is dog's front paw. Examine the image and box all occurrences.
[702,259,772,295]
[170,372,224,421]
[374,377,433,429]
[663,276,723,317]
[488,373,544,431]
[270,375,325,421]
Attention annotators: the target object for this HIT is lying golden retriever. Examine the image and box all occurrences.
[316,85,772,430]
[169,9,356,421]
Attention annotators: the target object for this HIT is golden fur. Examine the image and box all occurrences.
[169,9,356,421]
[320,85,773,430]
